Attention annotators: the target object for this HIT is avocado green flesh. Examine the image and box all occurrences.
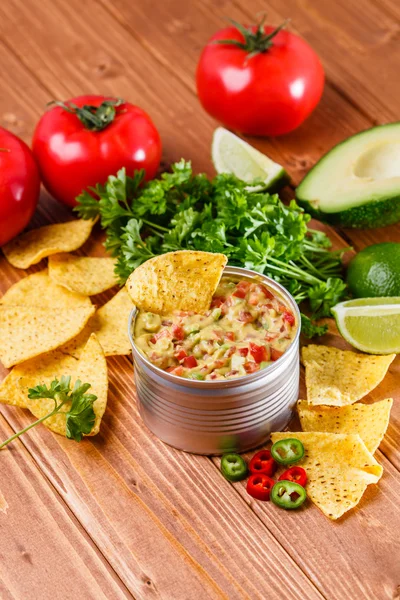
[296,123,400,228]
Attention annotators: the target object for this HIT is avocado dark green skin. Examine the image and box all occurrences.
[297,194,400,229]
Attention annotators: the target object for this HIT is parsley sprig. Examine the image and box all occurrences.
[0,376,97,449]
[75,160,348,337]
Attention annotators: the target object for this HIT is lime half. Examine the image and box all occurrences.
[332,297,400,354]
[212,127,289,191]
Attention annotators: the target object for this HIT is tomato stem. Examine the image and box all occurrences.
[47,98,124,132]
[212,16,290,58]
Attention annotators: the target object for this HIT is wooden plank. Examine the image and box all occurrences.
[0,359,324,600]
[0,415,131,600]
[0,0,399,598]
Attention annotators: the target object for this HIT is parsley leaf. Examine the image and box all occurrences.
[0,376,97,449]
[75,161,348,336]
[301,314,328,339]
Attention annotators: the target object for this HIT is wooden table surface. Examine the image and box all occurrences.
[1,1,400,599]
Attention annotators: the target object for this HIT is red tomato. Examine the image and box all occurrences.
[32,95,162,207]
[283,311,295,326]
[249,343,269,363]
[244,362,259,374]
[196,20,324,136]
[271,348,283,361]
[171,325,185,341]
[182,355,198,369]
[0,127,40,246]
[233,281,251,298]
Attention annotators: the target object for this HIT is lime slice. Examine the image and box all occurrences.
[332,297,400,354]
[211,127,289,191]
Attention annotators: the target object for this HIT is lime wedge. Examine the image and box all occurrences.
[332,297,400,354]
[211,127,289,191]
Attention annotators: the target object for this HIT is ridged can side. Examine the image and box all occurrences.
[128,266,301,455]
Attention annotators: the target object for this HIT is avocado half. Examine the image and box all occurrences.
[296,123,400,228]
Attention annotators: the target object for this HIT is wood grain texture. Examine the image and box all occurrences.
[0,358,324,600]
[0,1,400,599]
[0,416,131,600]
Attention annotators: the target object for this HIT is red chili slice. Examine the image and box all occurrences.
[182,355,198,368]
[249,450,277,477]
[249,342,269,363]
[271,348,283,361]
[246,474,275,501]
[279,466,307,487]
[233,281,251,298]
[238,348,248,357]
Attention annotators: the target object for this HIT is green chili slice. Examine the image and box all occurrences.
[271,481,307,510]
[220,453,248,482]
[271,438,305,465]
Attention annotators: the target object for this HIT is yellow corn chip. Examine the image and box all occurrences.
[0,350,77,408]
[2,219,96,269]
[90,287,134,355]
[297,398,393,454]
[27,334,108,437]
[0,270,92,309]
[271,431,383,520]
[48,254,117,296]
[302,345,395,406]
[0,304,95,368]
[126,250,227,314]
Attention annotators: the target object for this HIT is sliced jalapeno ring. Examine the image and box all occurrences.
[271,481,307,510]
[270,438,305,465]
[220,453,248,482]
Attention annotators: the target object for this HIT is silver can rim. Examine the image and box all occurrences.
[128,266,301,389]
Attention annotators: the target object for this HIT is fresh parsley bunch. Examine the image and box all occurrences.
[0,376,97,449]
[75,160,348,337]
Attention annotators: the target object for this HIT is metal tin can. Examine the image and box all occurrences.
[128,266,300,455]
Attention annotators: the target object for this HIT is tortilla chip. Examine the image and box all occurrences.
[302,345,395,406]
[0,304,95,368]
[0,349,78,409]
[0,270,92,309]
[48,254,117,296]
[297,398,393,454]
[2,219,96,269]
[126,251,227,314]
[271,432,383,520]
[90,287,134,355]
[27,334,108,437]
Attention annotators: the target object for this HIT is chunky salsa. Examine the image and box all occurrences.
[134,276,297,381]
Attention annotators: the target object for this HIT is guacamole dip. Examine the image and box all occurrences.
[134,276,297,381]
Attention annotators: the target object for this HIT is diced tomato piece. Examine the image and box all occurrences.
[249,342,269,363]
[233,281,251,298]
[149,330,171,344]
[271,348,283,361]
[211,296,225,308]
[212,329,223,340]
[226,346,237,357]
[166,365,184,376]
[182,355,198,368]
[238,311,255,323]
[258,284,274,300]
[283,311,295,326]
[244,362,259,374]
[175,349,188,361]
[225,331,235,341]
[171,324,185,340]
[238,347,249,357]
[265,333,278,342]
